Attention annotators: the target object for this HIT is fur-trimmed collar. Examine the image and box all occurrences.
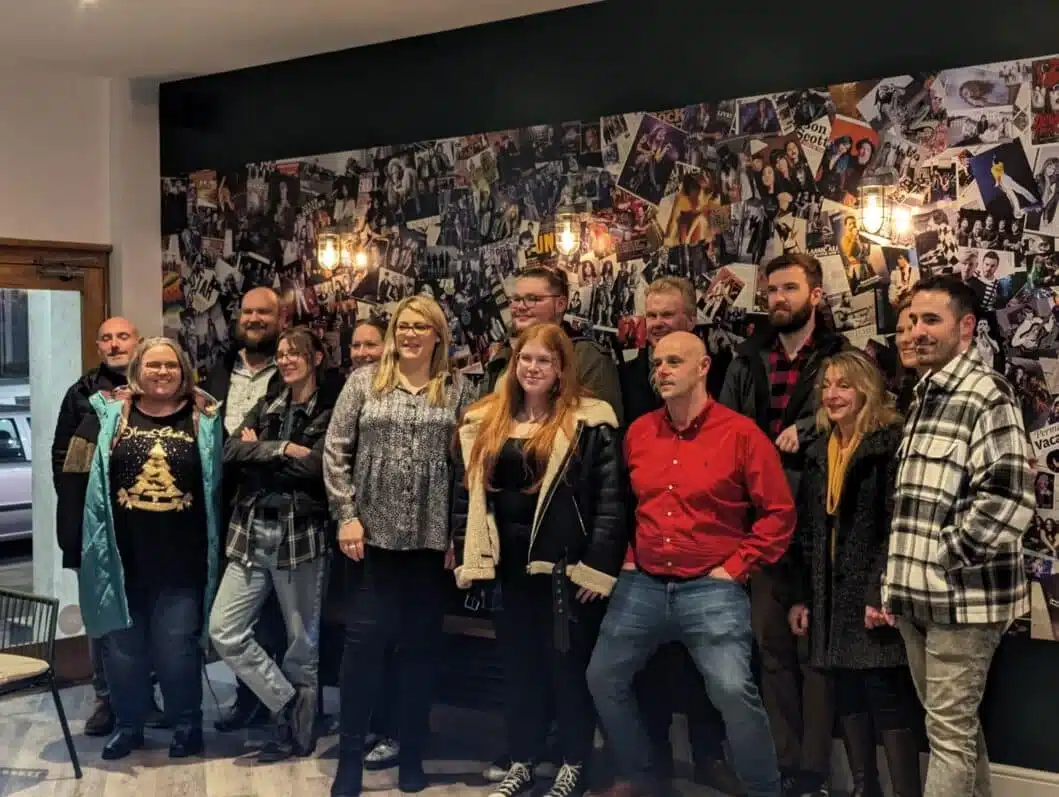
[460,396,617,430]
[99,385,219,417]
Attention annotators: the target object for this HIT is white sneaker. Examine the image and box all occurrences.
[543,763,584,797]
[488,762,534,797]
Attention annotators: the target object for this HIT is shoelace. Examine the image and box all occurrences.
[547,763,582,797]
[491,763,532,797]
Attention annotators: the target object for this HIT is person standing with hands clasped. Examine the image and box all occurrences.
[324,296,476,797]
[883,276,1034,797]
[452,323,627,797]
[787,350,922,797]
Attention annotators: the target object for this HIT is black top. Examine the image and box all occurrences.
[490,438,540,575]
[110,401,208,589]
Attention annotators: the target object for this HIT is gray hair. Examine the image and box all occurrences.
[126,337,196,399]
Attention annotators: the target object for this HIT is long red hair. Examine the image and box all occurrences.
[463,323,588,493]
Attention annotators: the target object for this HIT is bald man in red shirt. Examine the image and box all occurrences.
[587,332,794,797]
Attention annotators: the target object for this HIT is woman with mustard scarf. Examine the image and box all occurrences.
[787,349,922,797]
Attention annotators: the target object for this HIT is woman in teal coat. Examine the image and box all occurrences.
[57,337,222,761]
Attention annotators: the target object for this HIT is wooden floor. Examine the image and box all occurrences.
[0,665,711,797]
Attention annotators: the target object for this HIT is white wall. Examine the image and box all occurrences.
[0,70,161,334]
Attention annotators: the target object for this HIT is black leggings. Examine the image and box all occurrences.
[833,667,918,731]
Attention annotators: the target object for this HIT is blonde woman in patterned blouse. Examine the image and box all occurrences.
[323,295,476,797]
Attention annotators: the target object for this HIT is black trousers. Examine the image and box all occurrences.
[833,667,918,732]
[494,570,605,767]
[339,547,448,764]
[634,642,726,768]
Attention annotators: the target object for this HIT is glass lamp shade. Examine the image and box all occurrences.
[555,213,581,256]
[859,183,891,237]
[317,232,341,271]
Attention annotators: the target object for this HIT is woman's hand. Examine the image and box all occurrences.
[775,424,800,453]
[865,605,895,629]
[576,587,604,603]
[284,443,313,458]
[240,428,258,442]
[338,519,366,561]
[444,543,456,571]
[788,603,810,636]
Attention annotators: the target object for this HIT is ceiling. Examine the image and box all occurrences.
[0,0,600,79]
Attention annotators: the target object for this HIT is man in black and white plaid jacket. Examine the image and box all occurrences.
[882,275,1034,797]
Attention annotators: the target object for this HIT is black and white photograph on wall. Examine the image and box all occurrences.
[882,246,921,310]
[970,141,1041,220]
[834,213,885,294]
[1003,298,1059,359]
[738,96,781,135]
[929,163,958,202]
[730,200,771,264]
[781,88,833,127]
[617,114,686,205]
[856,75,917,130]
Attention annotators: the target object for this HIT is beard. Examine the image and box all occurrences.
[238,327,279,356]
[768,301,813,334]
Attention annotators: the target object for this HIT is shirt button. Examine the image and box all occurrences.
[672,459,678,465]
[667,511,672,517]
[668,484,673,490]
[666,561,673,567]
[665,537,671,543]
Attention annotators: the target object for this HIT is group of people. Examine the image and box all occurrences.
[49,254,1033,797]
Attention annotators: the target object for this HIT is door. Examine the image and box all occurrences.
[0,237,110,679]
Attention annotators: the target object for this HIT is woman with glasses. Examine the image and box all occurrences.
[209,327,339,762]
[453,322,626,797]
[324,295,476,797]
[56,337,223,760]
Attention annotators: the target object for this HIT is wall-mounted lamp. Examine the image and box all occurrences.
[316,223,368,272]
[555,210,581,257]
[858,168,898,239]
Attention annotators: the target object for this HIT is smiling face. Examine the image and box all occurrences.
[276,336,321,387]
[511,275,567,333]
[236,288,282,354]
[821,364,864,430]
[515,341,559,401]
[139,344,183,401]
[350,323,384,369]
[394,308,438,366]
[645,290,693,347]
[895,306,918,370]
[908,289,974,370]
[96,317,140,371]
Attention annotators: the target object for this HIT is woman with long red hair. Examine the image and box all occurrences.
[452,322,627,797]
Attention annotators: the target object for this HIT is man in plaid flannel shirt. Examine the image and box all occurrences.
[883,275,1034,797]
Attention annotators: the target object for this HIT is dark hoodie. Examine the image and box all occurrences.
[484,322,625,426]
[51,362,127,491]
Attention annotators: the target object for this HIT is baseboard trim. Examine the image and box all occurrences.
[828,741,1059,796]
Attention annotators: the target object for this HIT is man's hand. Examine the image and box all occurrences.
[776,424,800,453]
[283,443,312,458]
[240,428,258,442]
[788,603,810,636]
[864,606,895,629]
[708,566,734,581]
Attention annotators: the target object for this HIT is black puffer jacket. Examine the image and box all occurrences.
[451,398,628,597]
[51,363,127,490]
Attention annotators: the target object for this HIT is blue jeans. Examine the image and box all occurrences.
[586,570,780,797]
[103,583,204,733]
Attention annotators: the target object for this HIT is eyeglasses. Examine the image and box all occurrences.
[510,294,560,307]
[143,362,181,373]
[517,353,557,369]
[276,351,307,362]
[395,322,433,335]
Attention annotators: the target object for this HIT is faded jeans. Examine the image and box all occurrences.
[209,517,328,714]
[896,616,1006,797]
[587,570,780,797]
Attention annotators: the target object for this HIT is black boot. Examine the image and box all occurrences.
[331,731,365,797]
[880,729,922,797]
[215,683,269,732]
[839,714,883,797]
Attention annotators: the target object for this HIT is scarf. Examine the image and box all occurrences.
[826,429,861,563]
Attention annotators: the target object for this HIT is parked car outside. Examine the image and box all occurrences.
[0,406,31,542]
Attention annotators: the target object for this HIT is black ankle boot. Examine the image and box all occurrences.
[331,733,365,797]
[840,714,883,797]
[880,728,922,797]
[397,759,428,794]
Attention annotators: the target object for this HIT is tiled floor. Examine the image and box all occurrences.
[0,664,713,797]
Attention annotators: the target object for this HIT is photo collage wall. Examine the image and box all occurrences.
[162,54,1059,641]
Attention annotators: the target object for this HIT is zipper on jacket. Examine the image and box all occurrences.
[571,493,587,536]
[527,422,584,558]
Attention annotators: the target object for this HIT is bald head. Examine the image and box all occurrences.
[237,287,282,356]
[651,331,710,403]
[96,317,141,372]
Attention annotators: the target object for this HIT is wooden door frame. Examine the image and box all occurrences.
[0,237,111,684]
[0,237,112,372]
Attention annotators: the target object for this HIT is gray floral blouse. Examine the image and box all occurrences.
[323,366,477,553]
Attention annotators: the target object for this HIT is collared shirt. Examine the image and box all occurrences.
[224,355,277,434]
[767,333,814,438]
[883,346,1034,624]
[623,399,796,582]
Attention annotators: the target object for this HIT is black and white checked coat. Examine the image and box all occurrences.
[882,346,1035,625]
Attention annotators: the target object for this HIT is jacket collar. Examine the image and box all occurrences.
[920,346,985,394]
[807,422,902,470]
[734,320,843,359]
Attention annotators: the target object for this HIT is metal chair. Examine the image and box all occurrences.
[0,588,82,779]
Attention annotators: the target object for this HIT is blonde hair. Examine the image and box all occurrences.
[815,349,901,437]
[645,276,696,317]
[126,337,196,399]
[372,295,453,407]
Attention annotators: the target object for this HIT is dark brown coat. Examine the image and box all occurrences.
[792,423,907,670]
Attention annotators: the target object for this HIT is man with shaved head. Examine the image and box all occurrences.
[52,315,142,736]
[588,331,795,797]
[203,285,287,732]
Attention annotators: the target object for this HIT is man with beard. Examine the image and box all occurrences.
[719,253,845,797]
[203,286,287,732]
[53,316,153,737]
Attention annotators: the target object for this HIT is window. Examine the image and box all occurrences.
[0,417,26,462]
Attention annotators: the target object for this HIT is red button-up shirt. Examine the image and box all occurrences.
[623,399,795,582]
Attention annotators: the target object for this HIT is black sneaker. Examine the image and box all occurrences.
[544,763,585,797]
[487,762,534,797]
[258,699,297,764]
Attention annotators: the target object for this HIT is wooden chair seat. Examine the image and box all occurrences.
[0,652,49,686]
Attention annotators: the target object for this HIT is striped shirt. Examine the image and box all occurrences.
[882,346,1034,624]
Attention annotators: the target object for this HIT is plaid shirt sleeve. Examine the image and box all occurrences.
[938,394,1035,570]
